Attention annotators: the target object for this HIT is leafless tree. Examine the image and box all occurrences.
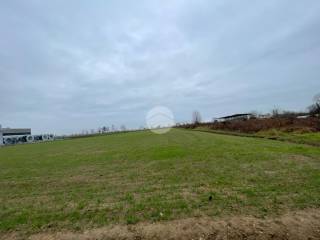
[309,93,320,117]
[313,93,320,104]
[249,111,259,119]
[192,110,202,124]
[271,108,281,118]
[120,124,126,131]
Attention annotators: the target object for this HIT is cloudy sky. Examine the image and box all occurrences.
[0,0,319,134]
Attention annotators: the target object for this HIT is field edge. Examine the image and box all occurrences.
[2,208,320,240]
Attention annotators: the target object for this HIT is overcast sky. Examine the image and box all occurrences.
[1,0,319,134]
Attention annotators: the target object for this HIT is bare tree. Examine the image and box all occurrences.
[120,124,126,131]
[309,93,320,117]
[192,110,202,124]
[249,111,259,119]
[314,93,320,104]
[271,108,281,118]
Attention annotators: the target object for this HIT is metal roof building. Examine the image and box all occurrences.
[216,113,254,122]
[0,126,31,146]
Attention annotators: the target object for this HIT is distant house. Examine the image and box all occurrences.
[216,113,254,122]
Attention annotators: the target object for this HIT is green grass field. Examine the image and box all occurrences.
[0,129,320,235]
[195,127,320,146]
[256,130,320,146]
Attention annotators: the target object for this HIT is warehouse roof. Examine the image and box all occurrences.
[0,128,31,136]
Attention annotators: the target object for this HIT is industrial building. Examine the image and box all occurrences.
[214,113,254,122]
[0,125,53,146]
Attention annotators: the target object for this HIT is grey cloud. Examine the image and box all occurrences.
[0,0,319,134]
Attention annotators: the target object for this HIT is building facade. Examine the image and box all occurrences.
[0,126,32,146]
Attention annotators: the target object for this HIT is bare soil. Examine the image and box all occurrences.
[2,209,320,240]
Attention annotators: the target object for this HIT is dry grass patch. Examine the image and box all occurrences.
[2,209,319,240]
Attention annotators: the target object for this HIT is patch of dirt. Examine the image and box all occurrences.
[284,155,320,169]
[287,155,314,163]
[2,209,320,240]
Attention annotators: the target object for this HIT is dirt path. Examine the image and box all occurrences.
[2,209,320,240]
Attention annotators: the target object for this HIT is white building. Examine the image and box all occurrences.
[0,125,32,146]
[216,113,254,122]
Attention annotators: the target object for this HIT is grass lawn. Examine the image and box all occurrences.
[0,129,320,235]
[256,130,320,146]
[195,127,320,146]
